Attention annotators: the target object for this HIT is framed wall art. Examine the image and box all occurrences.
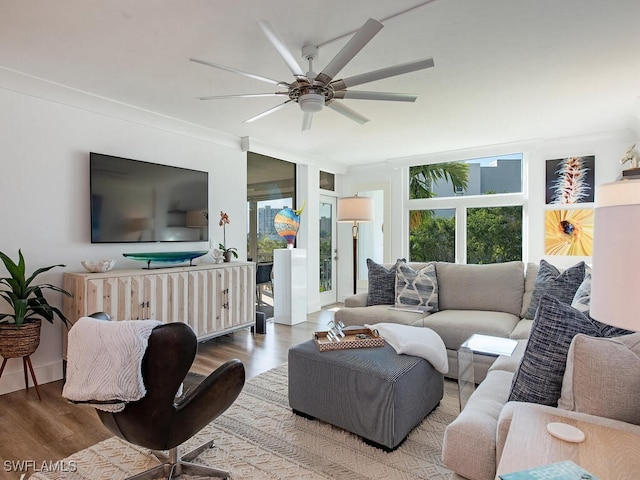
[544,208,594,256]
[545,155,595,204]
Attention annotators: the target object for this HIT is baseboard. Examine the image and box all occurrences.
[0,359,63,395]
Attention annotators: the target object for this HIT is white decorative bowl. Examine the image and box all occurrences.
[81,259,116,273]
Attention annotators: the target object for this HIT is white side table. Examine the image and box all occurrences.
[458,334,517,410]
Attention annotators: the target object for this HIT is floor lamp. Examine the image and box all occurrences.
[337,195,374,295]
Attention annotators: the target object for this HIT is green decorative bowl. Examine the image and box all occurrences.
[123,251,208,269]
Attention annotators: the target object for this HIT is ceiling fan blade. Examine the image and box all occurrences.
[315,18,383,85]
[197,92,288,100]
[331,58,434,90]
[326,100,369,125]
[244,100,292,123]
[189,57,290,87]
[302,112,313,131]
[333,91,418,102]
[258,19,306,78]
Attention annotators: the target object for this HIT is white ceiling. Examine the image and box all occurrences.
[1,0,639,169]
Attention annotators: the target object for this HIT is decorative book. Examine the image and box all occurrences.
[499,460,599,479]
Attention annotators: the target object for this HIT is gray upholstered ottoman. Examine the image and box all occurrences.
[288,340,444,450]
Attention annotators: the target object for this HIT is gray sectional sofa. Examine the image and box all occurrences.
[335,260,537,382]
[443,331,640,480]
[336,258,640,480]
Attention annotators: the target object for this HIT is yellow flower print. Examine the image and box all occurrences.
[545,209,593,256]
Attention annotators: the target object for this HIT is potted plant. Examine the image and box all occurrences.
[218,211,238,262]
[0,250,72,359]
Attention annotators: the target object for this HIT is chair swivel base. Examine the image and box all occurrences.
[127,440,229,480]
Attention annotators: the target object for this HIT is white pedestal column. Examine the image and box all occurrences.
[274,248,307,325]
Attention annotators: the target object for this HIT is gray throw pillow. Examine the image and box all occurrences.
[394,261,439,312]
[509,294,601,406]
[366,258,405,306]
[558,333,640,425]
[523,260,585,319]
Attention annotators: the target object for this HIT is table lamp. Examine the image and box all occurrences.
[590,178,640,330]
[337,194,374,294]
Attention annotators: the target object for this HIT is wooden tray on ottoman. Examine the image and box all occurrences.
[313,328,384,352]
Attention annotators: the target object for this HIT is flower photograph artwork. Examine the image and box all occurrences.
[545,156,595,204]
[545,209,594,256]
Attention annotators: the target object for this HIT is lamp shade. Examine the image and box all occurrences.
[337,196,374,222]
[590,179,640,331]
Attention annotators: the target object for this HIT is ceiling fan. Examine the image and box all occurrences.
[189,18,434,131]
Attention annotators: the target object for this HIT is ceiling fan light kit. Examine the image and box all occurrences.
[298,93,325,113]
[191,17,434,130]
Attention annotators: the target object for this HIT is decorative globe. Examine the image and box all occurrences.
[274,208,300,247]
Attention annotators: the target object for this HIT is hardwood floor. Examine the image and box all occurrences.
[0,308,335,480]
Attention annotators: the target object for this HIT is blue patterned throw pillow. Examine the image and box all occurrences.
[366,258,405,306]
[523,260,585,319]
[509,294,601,406]
[394,262,439,312]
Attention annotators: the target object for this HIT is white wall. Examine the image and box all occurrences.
[338,131,639,302]
[0,87,247,394]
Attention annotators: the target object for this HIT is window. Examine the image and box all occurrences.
[408,154,524,264]
[319,171,335,191]
[247,153,296,262]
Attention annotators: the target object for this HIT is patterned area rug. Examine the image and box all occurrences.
[30,365,458,480]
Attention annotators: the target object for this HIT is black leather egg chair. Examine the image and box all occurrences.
[92,319,245,480]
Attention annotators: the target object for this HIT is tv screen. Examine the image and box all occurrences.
[90,153,209,243]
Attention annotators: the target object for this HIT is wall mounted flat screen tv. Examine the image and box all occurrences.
[90,153,209,243]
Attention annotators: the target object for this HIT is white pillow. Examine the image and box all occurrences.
[366,322,448,374]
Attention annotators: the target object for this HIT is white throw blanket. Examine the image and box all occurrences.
[62,317,162,412]
[365,323,449,374]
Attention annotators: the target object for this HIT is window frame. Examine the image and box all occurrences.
[405,155,527,264]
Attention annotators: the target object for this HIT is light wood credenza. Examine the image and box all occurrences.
[62,262,256,345]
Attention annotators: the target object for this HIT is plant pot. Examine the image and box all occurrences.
[0,319,41,358]
[223,251,232,263]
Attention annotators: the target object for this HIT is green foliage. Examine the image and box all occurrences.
[409,162,469,200]
[409,213,456,262]
[409,162,470,230]
[218,244,238,259]
[409,206,522,264]
[253,236,287,262]
[0,250,71,327]
[467,206,522,264]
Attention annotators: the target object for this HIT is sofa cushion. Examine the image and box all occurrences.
[520,262,539,317]
[523,260,585,319]
[442,369,514,480]
[436,261,524,316]
[509,319,533,340]
[489,339,527,374]
[558,333,640,425]
[366,258,404,306]
[424,310,519,351]
[509,294,601,406]
[334,304,427,328]
[394,261,438,312]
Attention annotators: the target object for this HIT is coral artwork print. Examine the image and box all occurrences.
[545,156,595,204]
[545,209,594,256]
